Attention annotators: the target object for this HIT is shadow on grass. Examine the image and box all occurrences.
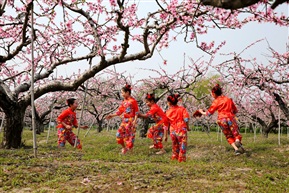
[21,145,34,149]
[248,145,269,153]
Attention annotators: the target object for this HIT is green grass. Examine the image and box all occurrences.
[1,129,289,192]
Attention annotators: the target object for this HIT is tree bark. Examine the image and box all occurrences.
[97,120,103,132]
[2,107,26,148]
[273,92,289,120]
[248,122,254,133]
[34,118,45,134]
[261,120,278,138]
[139,119,150,138]
[201,0,286,10]
[262,126,269,138]
[271,0,288,9]
[201,0,260,9]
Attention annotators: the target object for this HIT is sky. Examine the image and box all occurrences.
[102,1,289,83]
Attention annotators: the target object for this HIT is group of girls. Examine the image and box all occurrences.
[106,84,190,162]
[56,84,245,162]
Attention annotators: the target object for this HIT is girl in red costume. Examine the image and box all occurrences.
[166,94,190,162]
[57,98,88,149]
[198,84,245,155]
[138,93,169,155]
[106,85,139,154]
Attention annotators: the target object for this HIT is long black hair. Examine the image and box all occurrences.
[145,93,156,103]
[211,84,222,96]
[121,84,132,94]
[167,94,180,105]
[66,98,76,107]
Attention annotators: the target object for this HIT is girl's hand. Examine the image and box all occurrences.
[132,119,137,127]
[81,125,89,129]
[106,114,113,120]
[199,109,206,114]
[138,114,145,119]
[65,125,73,130]
[193,110,203,117]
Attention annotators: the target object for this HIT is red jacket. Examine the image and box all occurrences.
[166,105,189,132]
[116,97,139,118]
[57,108,77,129]
[206,95,237,119]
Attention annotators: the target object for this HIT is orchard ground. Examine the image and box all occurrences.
[1,128,289,193]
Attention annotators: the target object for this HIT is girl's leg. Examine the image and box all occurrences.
[125,135,135,150]
[116,123,127,154]
[154,125,164,151]
[230,117,242,142]
[117,133,127,154]
[217,119,235,145]
[149,124,164,150]
[147,126,155,148]
[156,128,166,154]
[229,118,245,153]
[116,122,126,146]
[67,131,82,149]
[123,120,136,151]
[170,132,179,160]
[147,126,154,139]
[178,129,187,162]
[217,119,239,154]
[57,128,67,148]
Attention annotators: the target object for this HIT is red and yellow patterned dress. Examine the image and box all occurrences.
[115,97,139,150]
[206,95,242,145]
[146,103,169,149]
[166,105,189,162]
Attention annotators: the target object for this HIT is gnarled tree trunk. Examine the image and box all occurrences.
[261,120,278,138]
[35,118,45,134]
[34,109,46,134]
[2,107,26,149]
[97,120,103,132]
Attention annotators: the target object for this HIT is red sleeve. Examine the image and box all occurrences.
[182,108,190,120]
[146,105,158,117]
[165,108,173,121]
[207,99,218,116]
[116,102,125,116]
[133,99,139,115]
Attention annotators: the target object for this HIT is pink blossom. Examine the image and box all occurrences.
[109,0,116,6]
[66,20,73,29]
[190,32,195,40]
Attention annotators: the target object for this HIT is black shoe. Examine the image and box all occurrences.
[235,150,241,155]
[235,141,245,154]
[238,146,245,154]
